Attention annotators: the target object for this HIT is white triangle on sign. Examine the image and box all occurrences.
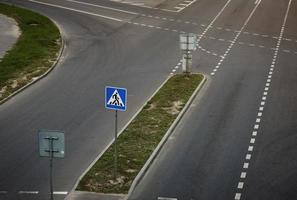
[107,89,124,107]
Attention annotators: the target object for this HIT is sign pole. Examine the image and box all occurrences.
[114,110,118,179]
[48,137,54,200]
[186,34,189,73]
[38,130,65,200]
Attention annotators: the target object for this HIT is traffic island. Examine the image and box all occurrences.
[0,3,61,102]
[76,74,205,194]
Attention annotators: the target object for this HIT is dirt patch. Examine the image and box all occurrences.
[163,100,184,115]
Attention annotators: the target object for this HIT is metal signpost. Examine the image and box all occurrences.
[105,86,127,179]
[39,130,65,200]
[180,33,197,73]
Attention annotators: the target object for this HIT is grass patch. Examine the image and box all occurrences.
[77,74,203,194]
[0,3,61,100]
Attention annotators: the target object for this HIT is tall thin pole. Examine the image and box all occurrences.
[114,110,118,179]
[49,138,54,200]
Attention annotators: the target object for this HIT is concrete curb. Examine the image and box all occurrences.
[67,75,172,199]
[125,74,207,199]
[0,17,65,105]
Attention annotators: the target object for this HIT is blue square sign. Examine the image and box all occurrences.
[105,86,127,111]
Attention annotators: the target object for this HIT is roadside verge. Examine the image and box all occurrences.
[0,3,64,104]
[74,74,206,196]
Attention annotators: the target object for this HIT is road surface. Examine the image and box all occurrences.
[0,0,296,200]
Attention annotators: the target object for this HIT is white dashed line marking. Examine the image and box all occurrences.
[248,146,254,151]
[53,191,68,195]
[237,182,244,189]
[18,191,39,194]
[252,131,257,136]
[234,2,292,198]
[240,172,247,178]
[235,193,241,200]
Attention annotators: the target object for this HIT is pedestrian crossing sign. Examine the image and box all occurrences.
[105,86,127,111]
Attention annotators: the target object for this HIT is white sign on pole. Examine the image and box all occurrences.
[180,33,197,50]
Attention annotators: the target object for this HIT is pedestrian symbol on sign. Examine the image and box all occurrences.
[105,86,127,111]
[107,90,124,107]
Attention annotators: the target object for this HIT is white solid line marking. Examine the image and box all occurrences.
[65,0,138,15]
[29,0,123,22]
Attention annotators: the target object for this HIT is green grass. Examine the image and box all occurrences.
[77,74,204,194]
[0,3,61,100]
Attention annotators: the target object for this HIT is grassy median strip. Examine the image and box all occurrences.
[77,74,203,194]
[0,3,61,100]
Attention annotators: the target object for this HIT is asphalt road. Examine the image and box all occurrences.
[0,13,20,59]
[0,0,296,200]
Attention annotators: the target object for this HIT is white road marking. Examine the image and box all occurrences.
[252,131,257,136]
[18,191,39,194]
[257,112,262,116]
[248,146,254,151]
[246,154,252,160]
[237,182,244,189]
[158,197,178,200]
[240,172,247,178]
[234,0,292,198]
[235,193,241,200]
[28,0,123,22]
[210,1,261,76]
[64,0,138,15]
[53,191,68,195]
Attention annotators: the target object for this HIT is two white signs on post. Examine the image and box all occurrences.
[180,33,197,51]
